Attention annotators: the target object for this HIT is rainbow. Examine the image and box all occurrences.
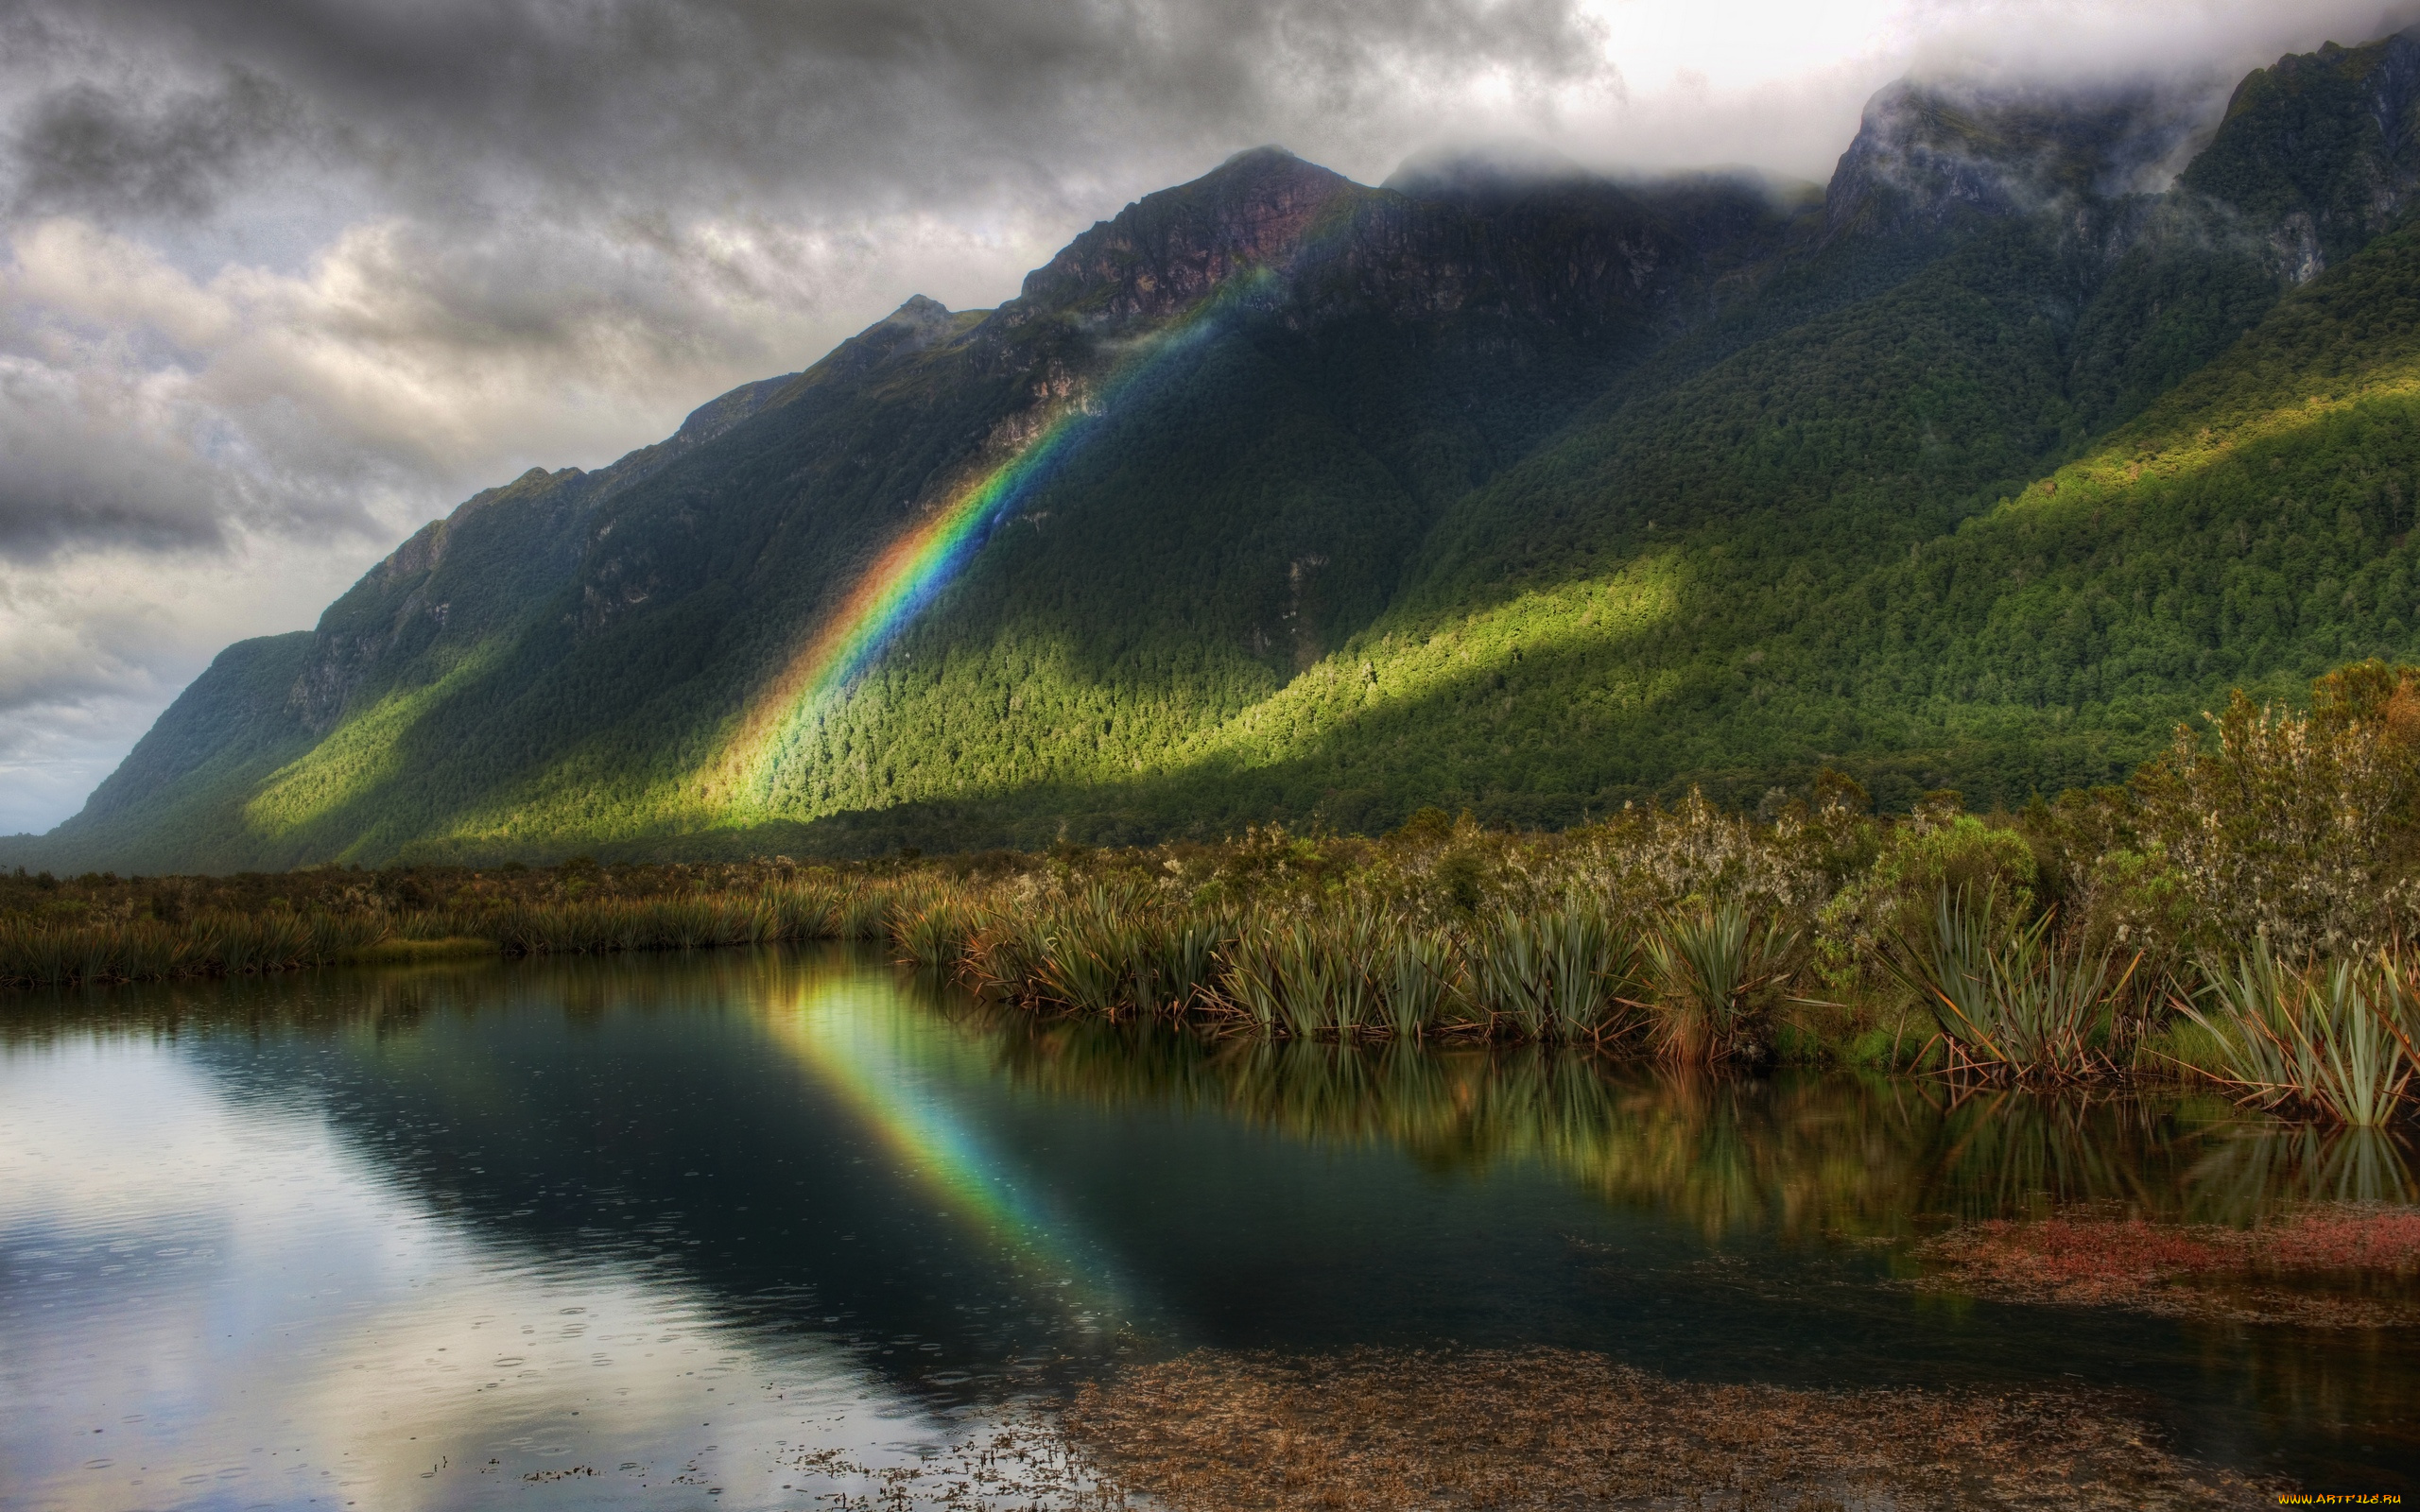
[762,973,1127,1314]
[716,266,1276,811]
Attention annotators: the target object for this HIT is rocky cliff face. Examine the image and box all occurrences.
[1013,147,1359,322]
[1001,145,1786,344]
[286,359,807,734]
[2181,30,2420,281]
[41,27,2420,872]
[1822,79,2214,243]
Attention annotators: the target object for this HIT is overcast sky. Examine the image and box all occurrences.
[0,0,2400,833]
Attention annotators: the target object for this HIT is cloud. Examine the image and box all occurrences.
[0,0,1618,228]
[0,0,2407,831]
[0,533,380,835]
[9,68,305,221]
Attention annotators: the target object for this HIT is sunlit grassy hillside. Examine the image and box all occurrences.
[15,29,2420,871]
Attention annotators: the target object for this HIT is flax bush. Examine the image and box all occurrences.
[1881,887,2137,1082]
[1645,901,1798,1063]
[2174,944,2417,1125]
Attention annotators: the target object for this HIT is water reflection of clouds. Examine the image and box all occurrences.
[12,952,2417,1502]
[0,1037,1012,1510]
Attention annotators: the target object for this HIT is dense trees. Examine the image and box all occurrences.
[16,31,2420,872]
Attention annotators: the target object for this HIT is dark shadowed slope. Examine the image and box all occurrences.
[15,30,2420,869]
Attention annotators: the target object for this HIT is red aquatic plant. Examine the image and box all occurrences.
[1918,1206,2420,1325]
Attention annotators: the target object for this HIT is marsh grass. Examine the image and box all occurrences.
[0,910,393,986]
[7,696,2419,1129]
[501,892,800,954]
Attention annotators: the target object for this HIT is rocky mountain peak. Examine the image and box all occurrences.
[1012,146,1358,321]
[2181,28,2420,279]
[1823,77,2210,241]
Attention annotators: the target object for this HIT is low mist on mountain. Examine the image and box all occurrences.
[15,26,2420,869]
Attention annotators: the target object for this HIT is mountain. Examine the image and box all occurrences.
[16,28,2420,871]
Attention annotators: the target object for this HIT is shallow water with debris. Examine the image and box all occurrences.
[4,943,2414,1508]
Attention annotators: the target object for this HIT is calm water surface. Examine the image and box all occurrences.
[5,943,2417,1508]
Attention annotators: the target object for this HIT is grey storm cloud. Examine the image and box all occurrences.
[0,390,230,555]
[10,68,307,221]
[0,0,2406,833]
[1,0,1616,224]
[0,0,1622,565]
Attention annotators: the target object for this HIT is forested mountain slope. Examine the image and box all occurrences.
[16,28,2420,870]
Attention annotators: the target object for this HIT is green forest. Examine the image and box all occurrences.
[13,27,2420,872]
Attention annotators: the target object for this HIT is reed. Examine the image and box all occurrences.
[394,909,482,942]
[0,909,387,977]
[893,896,977,971]
[1376,924,1459,1040]
[767,881,843,939]
[303,913,391,965]
[492,882,853,956]
[2174,942,2415,1125]
[0,907,404,987]
[1039,884,1192,1016]
[961,909,1050,1002]
[1135,916,1231,1016]
[1216,915,1288,1031]
[1266,915,1345,1037]
[0,919,78,986]
[838,885,893,940]
[9,819,2411,1120]
[194,911,314,974]
[1192,904,1467,1040]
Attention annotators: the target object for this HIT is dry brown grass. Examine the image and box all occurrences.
[1059,1347,2277,1510]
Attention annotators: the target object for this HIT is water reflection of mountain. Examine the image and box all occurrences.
[14,947,2416,1486]
[973,1012,2420,1235]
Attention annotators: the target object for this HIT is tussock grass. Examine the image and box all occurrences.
[0,910,393,987]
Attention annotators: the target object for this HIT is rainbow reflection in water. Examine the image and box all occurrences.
[763,977,1130,1321]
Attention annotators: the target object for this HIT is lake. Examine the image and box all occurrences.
[4,943,2415,1507]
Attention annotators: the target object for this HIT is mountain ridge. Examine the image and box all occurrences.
[16,29,2420,871]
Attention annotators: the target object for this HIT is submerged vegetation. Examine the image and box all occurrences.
[1914,1206,2420,1328]
[7,660,2420,1125]
[1060,1349,2277,1510]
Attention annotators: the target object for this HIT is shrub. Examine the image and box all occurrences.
[2133,662,2420,956]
